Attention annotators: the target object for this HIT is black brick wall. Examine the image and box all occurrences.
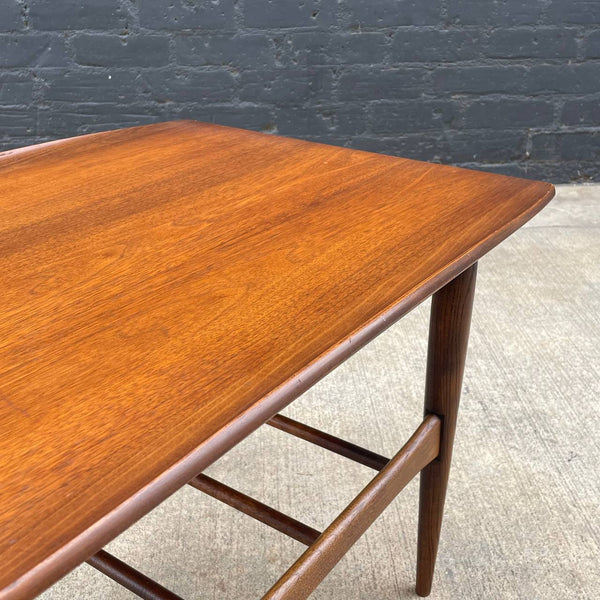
[1,0,599,182]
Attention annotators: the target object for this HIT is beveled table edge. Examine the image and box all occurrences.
[1,164,554,600]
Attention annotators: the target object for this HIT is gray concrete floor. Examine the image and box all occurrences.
[40,184,599,599]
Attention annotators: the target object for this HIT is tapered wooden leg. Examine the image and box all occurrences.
[416,263,477,597]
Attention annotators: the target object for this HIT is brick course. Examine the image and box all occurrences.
[0,0,598,181]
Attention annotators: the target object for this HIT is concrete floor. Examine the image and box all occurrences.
[40,184,599,600]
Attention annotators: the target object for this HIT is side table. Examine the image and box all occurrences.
[0,121,554,599]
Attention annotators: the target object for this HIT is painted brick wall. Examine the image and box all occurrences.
[1,0,599,182]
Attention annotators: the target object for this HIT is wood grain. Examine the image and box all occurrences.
[0,121,554,599]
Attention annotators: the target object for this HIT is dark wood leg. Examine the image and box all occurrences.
[416,263,477,597]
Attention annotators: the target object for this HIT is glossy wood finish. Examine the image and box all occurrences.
[268,414,390,471]
[86,550,183,600]
[189,475,320,546]
[416,264,478,596]
[262,415,442,600]
[0,121,554,599]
